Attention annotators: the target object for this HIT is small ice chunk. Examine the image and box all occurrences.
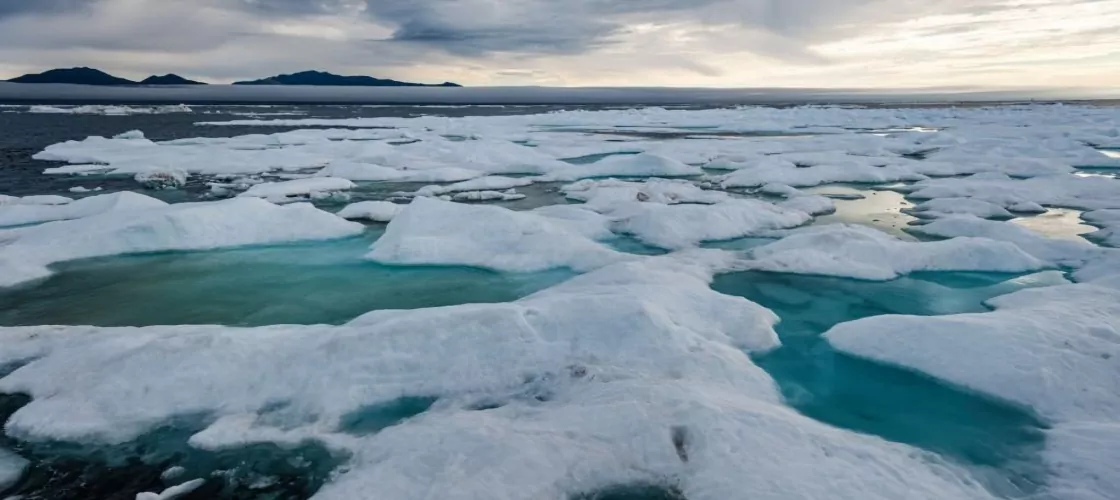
[135,169,188,190]
[114,130,146,140]
[12,195,73,206]
[0,448,28,492]
[338,201,402,222]
[136,478,205,500]
[161,466,186,482]
[450,190,526,202]
[68,186,103,193]
[416,176,534,197]
[239,178,356,201]
[367,197,626,272]
[745,224,1048,280]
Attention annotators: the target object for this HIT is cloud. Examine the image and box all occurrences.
[0,0,1115,90]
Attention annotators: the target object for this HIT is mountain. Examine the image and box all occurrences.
[140,74,207,85]
[233,70,461,87]
[8,67,136,86]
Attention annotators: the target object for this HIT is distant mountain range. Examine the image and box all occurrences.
[233,70,460,87]
[6,67,461,87]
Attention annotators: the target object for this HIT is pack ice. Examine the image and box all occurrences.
[0,255,997,500]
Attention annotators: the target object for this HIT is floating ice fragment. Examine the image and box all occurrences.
[337,201,402,222]
[0,448,28,492]
[238,177,355,202]
[135,478,205,500]
[135,168,188,190]
[0,191,167,228]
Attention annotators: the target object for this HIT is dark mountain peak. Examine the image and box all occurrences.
[233,70,461,88]
[140,74,207,85]
[8,67,136,86]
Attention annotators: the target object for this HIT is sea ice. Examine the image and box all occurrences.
[0,254,996,500]
[0,191,168,228]
[543,153,702,181]
[414,176,534,197]
[743,224,1047,280]
[0,448,28,492]
[135,168,189,190]
[238,177,356,203]
[612,199,811,250]
[909,198,1015,220]
[0,198,363,287]
[337,201,403,222]
[909,215,1101,266]
[367,197,626,272]
[825,284,1120,500]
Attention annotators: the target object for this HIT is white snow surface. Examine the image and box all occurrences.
[612,199,811,250]
[337,201,403,222]
[743,224,1048,280]
[238,177,355,202]
[0,198,364,287]
[0,254,997,500]
[910,198,1015,220]
[0,191,168,228]
[367,197,625,272]
[826,284,1120,500]
[910,215,1102,266]
[543,153,702,181]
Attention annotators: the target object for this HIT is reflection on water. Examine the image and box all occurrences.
[1011,208,1095,243]
[712,270,1069,498]
[804,185,917,239]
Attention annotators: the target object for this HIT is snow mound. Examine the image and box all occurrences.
[239,178,355,202]
[450,190,526,202]
[0,255,995,500]
[563,178,728,211]
[909,198,1015,220]
[0,198,364,287]
[910,215,1100,266]
[744,224,1048,280]
[338,201,402,222]
[544,153,702,181]
[613,199,811,250]
[1083,209,1120,247]
[0,191,168,228]
[367,197,627,272]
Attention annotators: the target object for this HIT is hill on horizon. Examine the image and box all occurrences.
[233,70,460,87]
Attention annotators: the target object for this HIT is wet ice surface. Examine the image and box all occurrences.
[2,102,1120,500]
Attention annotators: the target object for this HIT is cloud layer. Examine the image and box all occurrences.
[0,0,1116,89]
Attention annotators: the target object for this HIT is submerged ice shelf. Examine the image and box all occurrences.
[3,102,1120,500]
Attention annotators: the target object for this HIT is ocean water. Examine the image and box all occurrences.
[0,103,1114,500]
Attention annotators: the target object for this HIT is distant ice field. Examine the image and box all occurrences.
[1,102,1119,500]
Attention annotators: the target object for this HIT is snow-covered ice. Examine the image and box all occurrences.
[238,177,356,202]
[743,224,1047,280]
[0,191,168,228]
[0,198,363,287]
[337,201,403,222]
[0,254,997,500]
[367,197,626,272]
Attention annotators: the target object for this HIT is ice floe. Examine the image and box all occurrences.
[826,284,1120,500]
[742,224,1047,280]
[0,254,996,500]
[611,199,811,250]
[910,215,1102,266]
[135,168,189,190]
[0,191,168,228]
[28,104,192,115]
[0,198,363,287]
[238,177,355,203]
[337,201,403,222]
[367,197,625,272]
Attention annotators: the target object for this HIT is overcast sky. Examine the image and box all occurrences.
[0,0,1117,89]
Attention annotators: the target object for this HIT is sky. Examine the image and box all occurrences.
[0,0,1117,90]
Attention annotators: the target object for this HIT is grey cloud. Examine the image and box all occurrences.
[0,0,93,18]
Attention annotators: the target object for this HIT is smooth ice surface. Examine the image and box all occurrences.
[0,198,364,287]
[910,198,1015,220]
[0,191,167,228]
[337,201,402,222]
[543,152,702,181]
[0,255,997,500]
[1083,209,1120,247]
[367,197,626,272]
[743,224,1047,280]
[910,215,1101,266]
